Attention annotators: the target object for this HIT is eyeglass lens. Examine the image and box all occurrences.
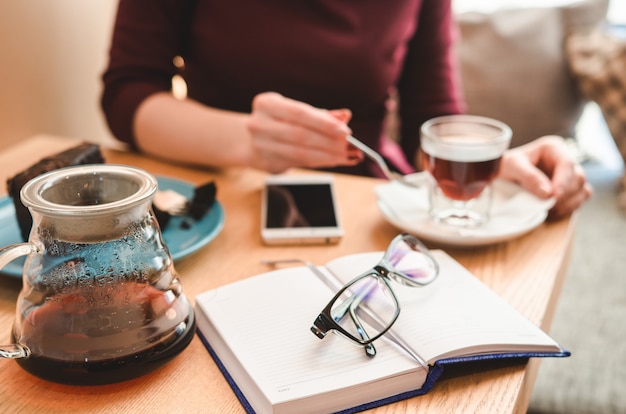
[330,274,398,343]
[384,235,438,286]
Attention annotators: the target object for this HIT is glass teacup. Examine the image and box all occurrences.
[420,115,512,228]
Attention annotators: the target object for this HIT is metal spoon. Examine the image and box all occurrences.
[346,136,420,189]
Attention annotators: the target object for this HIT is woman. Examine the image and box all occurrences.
[101,0,591,218]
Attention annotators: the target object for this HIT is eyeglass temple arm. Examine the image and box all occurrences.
[348,302,376,358]
[324,284,378,357]
[310,297,377,358]
[337,275,425,365]
[353,302,426,366]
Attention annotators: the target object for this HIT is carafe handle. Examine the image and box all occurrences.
[0,344,30,359]
[0,242,41,359]
[0,242,40,270]
[0,242,41,270]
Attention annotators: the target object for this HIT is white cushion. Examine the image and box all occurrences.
[455,0,609,147]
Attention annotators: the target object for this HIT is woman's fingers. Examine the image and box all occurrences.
[500,136,592,219]
[247,92,361,172]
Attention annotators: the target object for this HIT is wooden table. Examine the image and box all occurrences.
[0,135,575,413]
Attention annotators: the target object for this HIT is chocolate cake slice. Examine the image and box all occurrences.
[6,143,105,241]
[152,181,217,229]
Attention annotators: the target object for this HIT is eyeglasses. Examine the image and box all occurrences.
[310,233,438,357]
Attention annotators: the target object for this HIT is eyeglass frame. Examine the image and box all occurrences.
[310,233,439,348]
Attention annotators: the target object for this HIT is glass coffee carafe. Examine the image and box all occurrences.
[0,164,195,385]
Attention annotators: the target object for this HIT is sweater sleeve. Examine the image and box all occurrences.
[396,0,466,165]
[100,0,195,147]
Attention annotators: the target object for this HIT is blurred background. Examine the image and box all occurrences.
[0,1,624,413]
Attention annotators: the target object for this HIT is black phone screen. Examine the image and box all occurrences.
[265,183,338,229]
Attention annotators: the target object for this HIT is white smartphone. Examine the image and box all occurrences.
[261,174,343,245]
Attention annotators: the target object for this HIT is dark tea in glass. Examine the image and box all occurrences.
[420,116,511,227]
[421,140,503,201]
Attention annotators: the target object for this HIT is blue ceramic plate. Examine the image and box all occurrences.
[0,176,224,278]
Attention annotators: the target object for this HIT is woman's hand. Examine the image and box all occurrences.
[246,92,362,173]
[499,135,592,219]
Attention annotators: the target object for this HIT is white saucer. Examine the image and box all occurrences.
[375,173,555,247]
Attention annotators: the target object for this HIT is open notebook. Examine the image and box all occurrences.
[195,250,568,414]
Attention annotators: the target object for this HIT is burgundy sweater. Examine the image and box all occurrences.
[101,0,464,176]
